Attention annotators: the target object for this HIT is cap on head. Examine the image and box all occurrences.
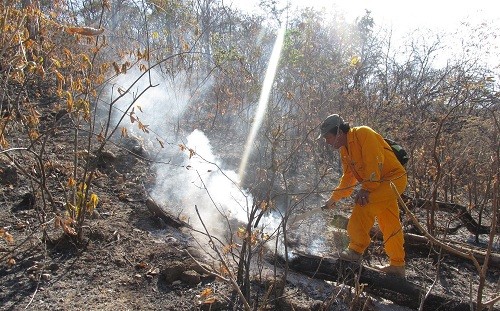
[318,114,344,139]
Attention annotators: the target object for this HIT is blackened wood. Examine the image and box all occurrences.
[146,199,186,228]
[288,251,474,311]
[402,195,492,235]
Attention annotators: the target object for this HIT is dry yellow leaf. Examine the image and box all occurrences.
[136,261,148,269]
[350,55,361,67]
[4,232,14,244]
[260,201,268,211]
[54,69,65,84]
[219,265,229,276]
[199,287,213,297]
[112,62,121,74]
[7,257,16,267]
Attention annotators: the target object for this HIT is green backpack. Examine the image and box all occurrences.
[384,138,409,166]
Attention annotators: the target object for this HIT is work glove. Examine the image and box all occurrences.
[354,189,370,206]
[323,197,337,210]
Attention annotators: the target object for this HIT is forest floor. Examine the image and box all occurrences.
[0,99,499,311]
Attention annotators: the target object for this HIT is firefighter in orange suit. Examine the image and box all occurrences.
[318,114,407,277]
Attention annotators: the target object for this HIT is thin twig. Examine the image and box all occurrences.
[419,248,443,311]
[194,205,251,311]
[0,217,55,262]
[25,232,49,310]
[183,247,229,282]
[390,182,482,272]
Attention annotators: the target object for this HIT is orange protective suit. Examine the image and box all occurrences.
[329,126,407,266]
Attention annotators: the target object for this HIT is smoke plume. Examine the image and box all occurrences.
[106,68,282,245]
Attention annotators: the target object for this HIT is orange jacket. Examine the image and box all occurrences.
[330,126,407,203]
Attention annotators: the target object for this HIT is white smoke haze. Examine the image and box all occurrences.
[105,67,284,253]
[109,68,194,137]
[153,129,251,230]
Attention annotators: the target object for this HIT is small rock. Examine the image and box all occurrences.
[147,267,160,276]
[12,193,36,212]
[55,109,68,121]
[41,273,51,281]
[114,257,127,267]
[0,163,18,185]
[90,210,100,219]
[165,236,178,244]
[100,150,116,162]
[181,270,201,286]
[162,261,185,283]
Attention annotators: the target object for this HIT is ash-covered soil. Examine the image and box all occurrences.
[0,101,499,311]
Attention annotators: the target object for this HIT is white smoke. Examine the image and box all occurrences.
[105,68,283,247]
[108,68,193,137]
[152,129,253,231]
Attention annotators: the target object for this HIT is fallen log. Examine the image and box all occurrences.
[394,185,499,275]
[402,194,493,235]
[368,228,500,268]
[145,199,188,228]
[403,232,500,268]
[288,251,474,311]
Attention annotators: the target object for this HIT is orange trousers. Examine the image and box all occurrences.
[346,179,407,266]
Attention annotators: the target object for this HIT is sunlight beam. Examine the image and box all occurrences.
[238,24,286,184]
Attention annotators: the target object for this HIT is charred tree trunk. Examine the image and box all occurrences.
[287,252,476,311]
[368,227,500,268]
[145,199,187,228]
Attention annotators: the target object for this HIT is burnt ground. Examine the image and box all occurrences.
[0,102,499,311]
